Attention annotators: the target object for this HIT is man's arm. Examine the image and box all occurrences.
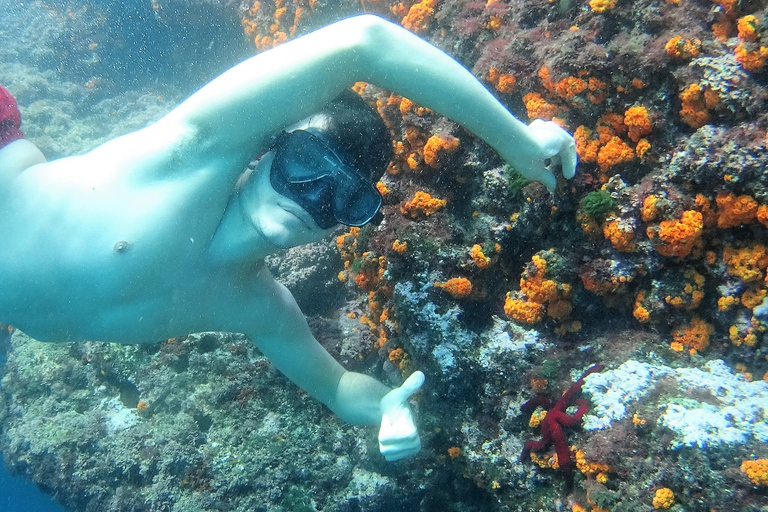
[162,15,575,189]
[246,273,422,460]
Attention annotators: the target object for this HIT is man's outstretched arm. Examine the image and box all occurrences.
[163,15,575,190]
[246,276,422,460]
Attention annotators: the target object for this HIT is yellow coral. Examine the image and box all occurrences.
[665,36,702,59]
[718,295,738,311]
[633,291,650,322]
[589,0,617,13]
[392,239,408,253]
[574,447,610,482]
[723,243,768,282]
[470,244,491,269]
[652,488,675,509]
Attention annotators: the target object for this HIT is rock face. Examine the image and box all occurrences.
[3,0,768,510]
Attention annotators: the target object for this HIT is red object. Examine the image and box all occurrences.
[0,85,24,149]
[520,364,606,477]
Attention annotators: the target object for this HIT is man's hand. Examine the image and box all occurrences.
[378,371,425,461]
[514,119,578,192]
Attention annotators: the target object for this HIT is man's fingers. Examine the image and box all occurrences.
[539,172,557,192]
[381,436,421,461]
[380,371,424,413]
[399,370,425,397]
[560,142,578,179]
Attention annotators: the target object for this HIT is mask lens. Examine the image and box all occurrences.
[332,179,382,226]
[270,130,382,228]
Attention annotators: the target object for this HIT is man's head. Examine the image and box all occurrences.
[242,90,392,251]
[269,90,392,230]
[310,88,392,186]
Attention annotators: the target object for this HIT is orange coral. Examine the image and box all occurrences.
[603,217,635,252]
[423,134,460,168]
[679,83,718,128]
[635,138,651,158]
[487,15,503,31]
[740,459,768,486]
[520,255,558,303]
[670,317,713,354]
[642,196,659,222]
[400,191,447,219]
[447,446,462,458]
[402,0,438,33]
[716,192,758,227]
[376,181,391,197]
[488,69,517,94]
[597,136,634,171]
[522,92,559,121]
[741,287,766,309]
[504,295,545,324]
[624,106,652,142]
[400,0,437,34]
[388,347,406,367]
[737,15,760,42]
[735,42,768,71]
[574,126,600,163]
[757,204,768,228]
[435,277,473,299]
[713,0,737,13]
[665,36,702,59]
[555,76,588,99]
[648,210,703,258]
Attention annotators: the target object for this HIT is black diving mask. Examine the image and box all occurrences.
[269,129,383,230]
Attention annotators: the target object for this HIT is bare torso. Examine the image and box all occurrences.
[0,124,274,343]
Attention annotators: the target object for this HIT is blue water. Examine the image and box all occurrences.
[0,454,67,512]
[0,346,66,512]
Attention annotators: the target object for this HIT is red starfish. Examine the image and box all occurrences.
[520,364,605,473]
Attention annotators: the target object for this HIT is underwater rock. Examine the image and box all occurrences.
[584,359,768,449]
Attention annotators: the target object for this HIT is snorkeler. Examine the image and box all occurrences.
[0,15,576,461]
